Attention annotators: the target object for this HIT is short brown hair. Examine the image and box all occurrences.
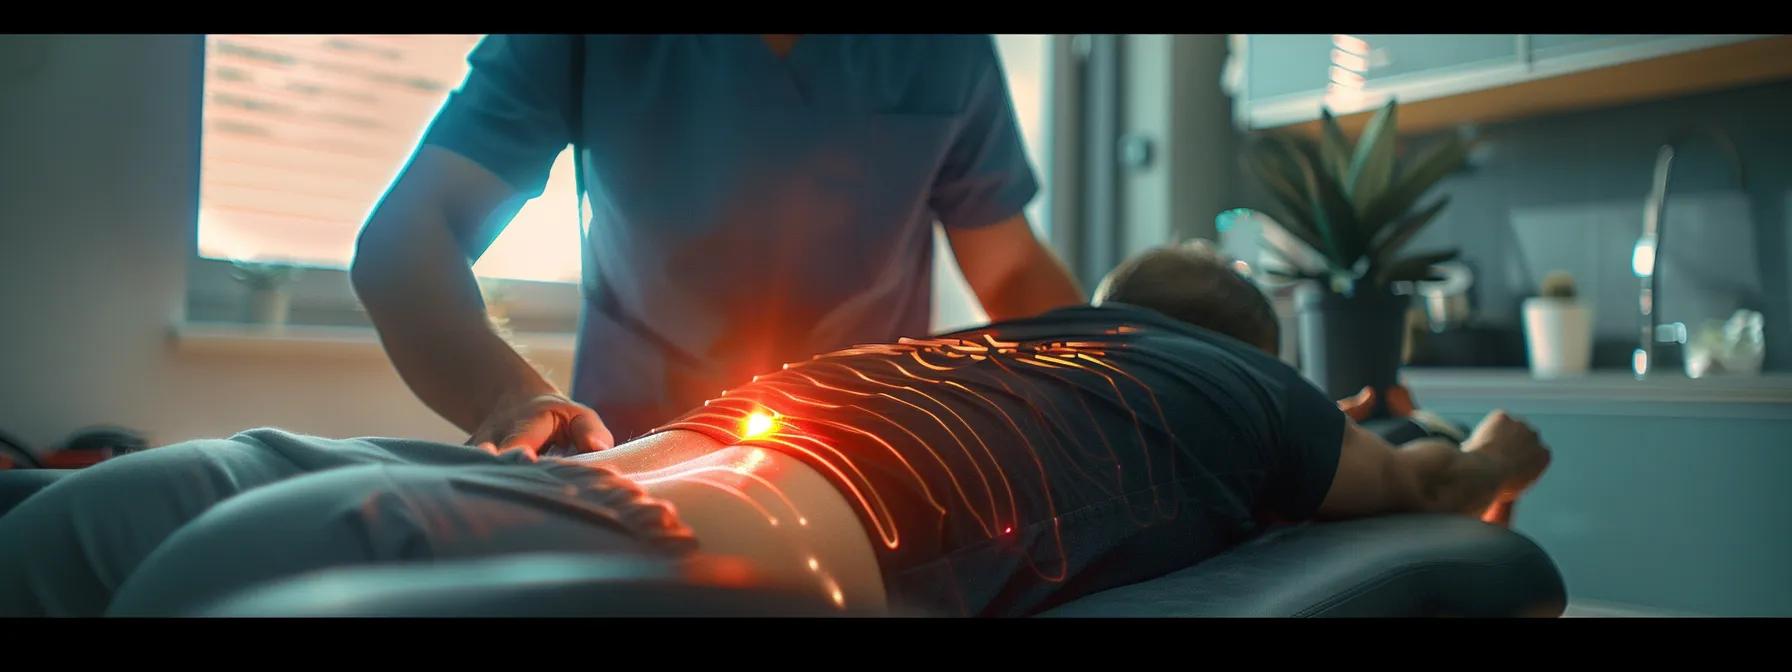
[1092,240,1280,354]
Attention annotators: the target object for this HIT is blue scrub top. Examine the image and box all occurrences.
[422,34,1038,439]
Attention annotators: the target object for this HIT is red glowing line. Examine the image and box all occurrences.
[1074,352,1190,514]
[756,387,947,516]
[659,327,1188,586]
[654,411,903,540]
[747,387,938,519]
[685,401,908,546]
[907,350,955,372]
[636,472,783,526]
[723,385,846,410]
[777,372,975,518]
[984,341,1170,530]
[1029,351,1164,513]
[813,361,1005,533]
[873,358,1020,532]
[1077,354,1175,435]
[901,342,1100,577]
[937,377,1067,579]
[979,360,1128,503]
[632,464,808,524]
[750,435,902,548]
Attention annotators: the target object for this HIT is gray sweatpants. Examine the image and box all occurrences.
[0,429,694,617]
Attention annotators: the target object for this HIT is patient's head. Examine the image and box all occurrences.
[1092,240,1280,355]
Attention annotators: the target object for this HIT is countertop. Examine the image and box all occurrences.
[1401,367,1792,419]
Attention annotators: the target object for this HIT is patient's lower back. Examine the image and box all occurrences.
[652,303,1345,615]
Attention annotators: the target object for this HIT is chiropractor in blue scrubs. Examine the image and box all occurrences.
[350,35,1085,456]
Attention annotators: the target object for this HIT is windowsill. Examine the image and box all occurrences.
[170,322,578,361]
[185,257,584,338]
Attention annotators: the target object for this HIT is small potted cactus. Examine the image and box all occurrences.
[229,260,300,327]
[1522,270,1593,377]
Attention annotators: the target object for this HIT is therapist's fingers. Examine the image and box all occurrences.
[464,394,612,459]
[563,411,615,454]
[465,418,506,451]
[497,408,606,459]
[496,414,558,460]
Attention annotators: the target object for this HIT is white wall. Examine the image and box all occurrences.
[0,35,470,448]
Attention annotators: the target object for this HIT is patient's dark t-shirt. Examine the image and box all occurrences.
[656,302,1345,616]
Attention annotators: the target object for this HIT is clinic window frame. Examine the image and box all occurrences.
[182,34,1089,336]
[183,34,584,334]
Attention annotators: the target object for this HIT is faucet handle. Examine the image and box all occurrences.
[1644,322,1690,378]
[1655,322,1687,344]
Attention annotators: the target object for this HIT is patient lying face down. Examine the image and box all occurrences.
[0,242,1551,618]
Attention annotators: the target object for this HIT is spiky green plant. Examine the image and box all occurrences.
[1245,100,1471,295]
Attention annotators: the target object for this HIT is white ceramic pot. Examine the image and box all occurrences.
[1522,297,1592,377]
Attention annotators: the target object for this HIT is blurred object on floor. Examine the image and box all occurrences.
[39,426,150,469]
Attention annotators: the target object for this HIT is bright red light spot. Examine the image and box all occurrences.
[742,411,779,439]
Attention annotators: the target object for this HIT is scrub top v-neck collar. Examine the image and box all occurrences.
[737,34,822,106]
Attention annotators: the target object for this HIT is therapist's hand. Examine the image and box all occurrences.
[466,393,615,460]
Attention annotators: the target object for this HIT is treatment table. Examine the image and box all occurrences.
[0,419,1565,617]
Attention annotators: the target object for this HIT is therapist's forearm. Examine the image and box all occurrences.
[975,254,1085,321]
[351,205,559,435]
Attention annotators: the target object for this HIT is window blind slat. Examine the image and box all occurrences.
[198,34,582,283]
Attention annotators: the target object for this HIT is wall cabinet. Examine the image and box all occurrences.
[1228,34,1769,131]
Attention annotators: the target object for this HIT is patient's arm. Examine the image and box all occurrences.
[1316,411,1551,521]
[352,147,612,457]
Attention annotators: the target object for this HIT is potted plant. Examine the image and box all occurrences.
[1522,270,1593,378]
[1244,100,1471,410]
[229,260,300,327]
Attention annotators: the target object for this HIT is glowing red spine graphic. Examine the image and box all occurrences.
[654,324,1179,582]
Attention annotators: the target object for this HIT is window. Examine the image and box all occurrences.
[198,34,581,283]
[998,34,1054,236]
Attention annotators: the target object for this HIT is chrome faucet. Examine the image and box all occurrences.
[1631,127,1746,379]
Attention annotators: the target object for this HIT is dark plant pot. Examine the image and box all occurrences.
[1296,283,1410,416]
